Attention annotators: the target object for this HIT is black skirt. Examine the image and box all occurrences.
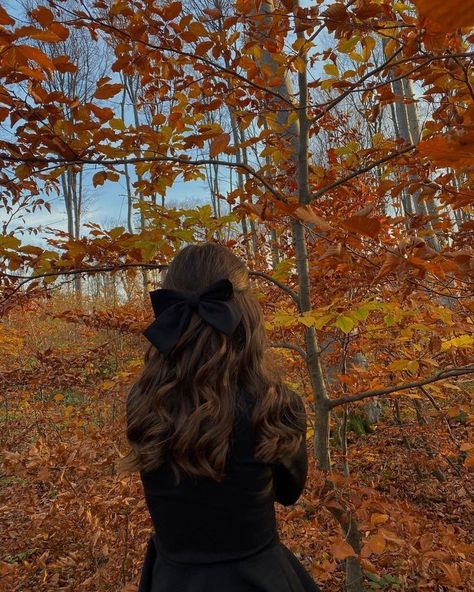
[138,532,321,592]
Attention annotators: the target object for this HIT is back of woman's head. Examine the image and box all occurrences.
[121,243,305,484]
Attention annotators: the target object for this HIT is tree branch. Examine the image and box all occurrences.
[269,341,307,360]
[311,144,416,201]
[311,51,474,122]
[0,154,289,205]
[248,270,299,305]
[328,366,474,408]
[64,6,297,108]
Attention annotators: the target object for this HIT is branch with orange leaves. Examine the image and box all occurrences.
[311,143,416,201]
[328,365,474,409]
[0,153,289,204]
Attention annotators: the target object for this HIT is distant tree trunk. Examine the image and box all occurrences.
[120,79,134,234]
[124,73,148,296]
[386,45,440,250]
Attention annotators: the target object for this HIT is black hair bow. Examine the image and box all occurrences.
[143,278,243,355]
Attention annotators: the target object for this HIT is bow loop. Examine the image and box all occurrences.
[143,278,243,355]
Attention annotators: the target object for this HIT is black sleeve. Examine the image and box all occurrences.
[272,392,308,506]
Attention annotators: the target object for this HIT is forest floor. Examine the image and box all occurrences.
[1,302,473,591]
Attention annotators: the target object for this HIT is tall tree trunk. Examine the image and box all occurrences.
[252,3,364,589]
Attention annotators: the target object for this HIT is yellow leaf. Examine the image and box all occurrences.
[338,37,358,53]
[362,36,375,61]
[384,38,398,58]
[335,315,354,334]
[441,334,474,350]
[110,118,125,130]
[314,313,333,330]
[294,56,306,74]
[324,63,339,77]
[298,315,316,327]
[371,514,389,526]
[407,360,419,374]
[387,359,411,371]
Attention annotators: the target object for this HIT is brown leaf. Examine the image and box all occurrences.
[17,45,54,71]
[375,253,402,280]
[354,202,376,217]
[0,6,14,25]
[331,540,356,561]
[340,215,381,239]
[203,7,222,18]
[94,83,124,100]
[162,2,182,21]
[412,0,474,31]
[30,6,54,27]
[418,132,474,168]
[209,132,230,157]
[365,534,386,555]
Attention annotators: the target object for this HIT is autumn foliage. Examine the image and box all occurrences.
[1,0,473,590]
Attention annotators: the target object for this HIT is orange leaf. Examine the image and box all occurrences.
[203,7,222,18]
[412,0,474,31]
[30,6,54,27]
[53,56,77,73]
[439,562,463,586]
[94,83,123,100]
[17,45,54,71]
[418,132,474,168]
[209,132,230,157]
[0,6,14,25]
[89,104,114,121]
[331,540,356,561]
[162,1,182,21]
[340,215,381,238]
[365,534,386,555]
[374,253,402,280]
[294,205,332,232]
[49,22,69,41]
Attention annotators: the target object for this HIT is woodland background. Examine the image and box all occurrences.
[0,0,473,590]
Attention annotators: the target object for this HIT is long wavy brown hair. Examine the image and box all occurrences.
[119,243,306,485]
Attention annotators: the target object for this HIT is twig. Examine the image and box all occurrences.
[269,341,307,360]
[329,366,474,408]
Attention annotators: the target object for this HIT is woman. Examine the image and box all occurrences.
[122,243,321,592]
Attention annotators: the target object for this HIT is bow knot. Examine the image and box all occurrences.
[186,292,201,310]
[143,278,243,355]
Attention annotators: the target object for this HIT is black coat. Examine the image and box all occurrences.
[136,390,321,592]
